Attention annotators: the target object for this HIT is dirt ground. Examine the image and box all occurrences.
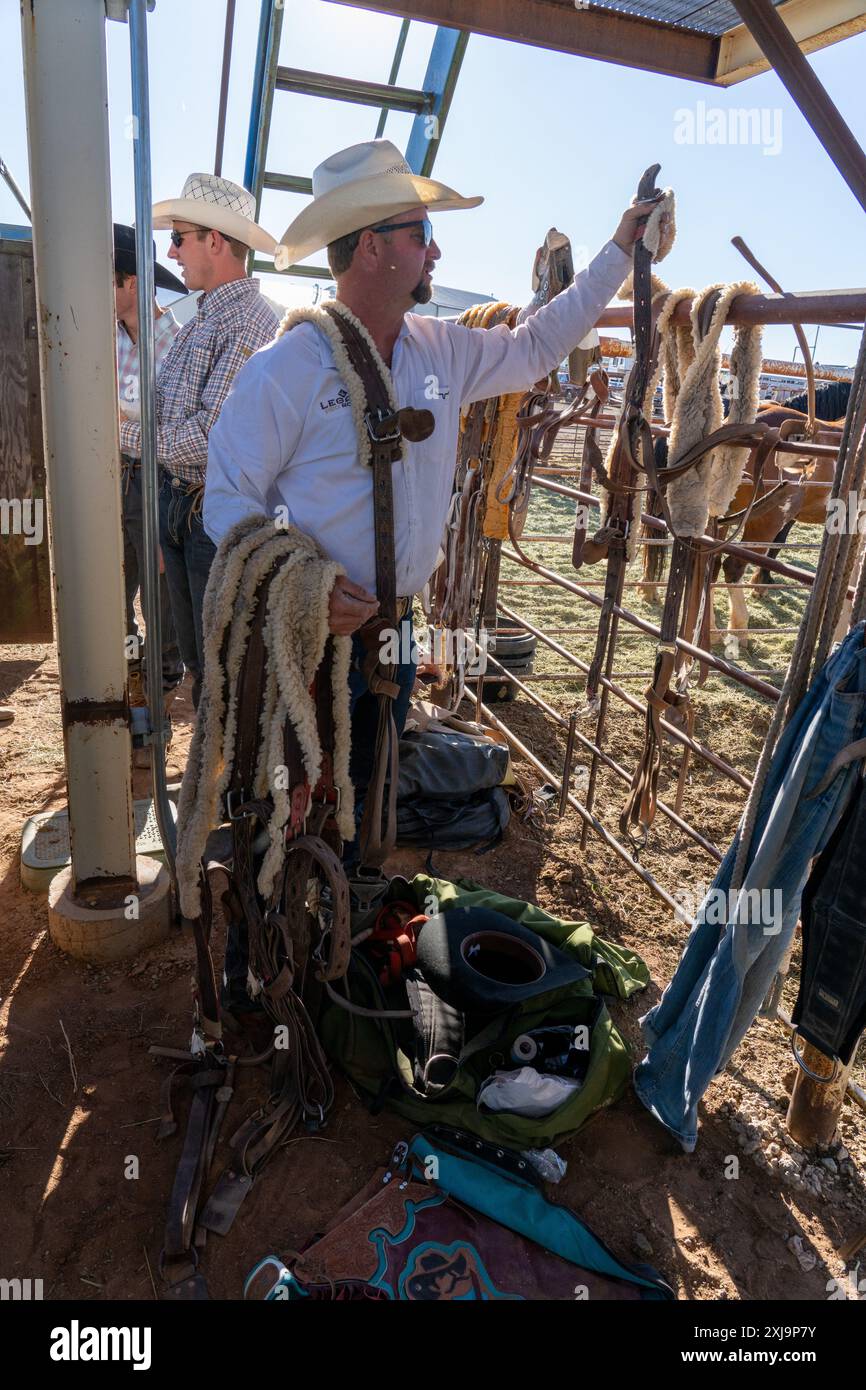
[1,640,865,1303]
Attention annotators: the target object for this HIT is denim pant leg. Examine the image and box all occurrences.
[159,478,216,708]
[159,477,196,685]
[121,469,142,673]
[124,467,183,693]
[343,614,418,871]
[633,623,866,1150]
[183,509,217,710]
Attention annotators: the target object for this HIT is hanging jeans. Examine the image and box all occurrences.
[159,474,217,709]
[633,622,866,1151]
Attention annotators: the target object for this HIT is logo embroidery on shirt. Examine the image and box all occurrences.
[319,387,352,413]
[424,374,450,400]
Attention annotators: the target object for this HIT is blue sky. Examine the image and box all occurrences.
[1,0,864,364]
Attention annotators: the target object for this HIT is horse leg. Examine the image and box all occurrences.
[752,518,795,588]
[722,553,750,659]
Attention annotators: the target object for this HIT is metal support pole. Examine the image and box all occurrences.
[730,0,866,218]
[214,0,237,176]
[21,0,136,894]
[129,0,176,874]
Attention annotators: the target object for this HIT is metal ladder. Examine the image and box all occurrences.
[241,0,468,278]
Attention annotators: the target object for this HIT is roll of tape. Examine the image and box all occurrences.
[511,1033,537,1063]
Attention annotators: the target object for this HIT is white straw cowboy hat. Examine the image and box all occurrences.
[153,173,278,258]
[277,139,483,268]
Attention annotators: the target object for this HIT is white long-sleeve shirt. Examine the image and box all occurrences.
[204,239,630,596]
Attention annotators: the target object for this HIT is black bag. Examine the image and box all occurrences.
[396,729,511,851]
[397,786,510,850]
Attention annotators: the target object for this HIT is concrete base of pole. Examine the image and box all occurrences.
[47,854,171,963]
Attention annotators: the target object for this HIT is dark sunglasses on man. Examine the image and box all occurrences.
[169,227,205,248]
[369,217,433,245]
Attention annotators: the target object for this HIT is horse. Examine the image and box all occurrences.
[718,400,845,651]
[639,384,849,654]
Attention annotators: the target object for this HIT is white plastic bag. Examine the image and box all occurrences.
[477,1067,580,1119]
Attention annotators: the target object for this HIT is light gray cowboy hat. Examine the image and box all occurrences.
[153,173,278,258]
[276,139,483,269]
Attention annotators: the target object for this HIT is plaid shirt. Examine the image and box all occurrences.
[119,277,279,483]
[116,308,180,421]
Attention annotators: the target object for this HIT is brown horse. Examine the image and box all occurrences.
[718,403,844,652]
[639,402,845,653]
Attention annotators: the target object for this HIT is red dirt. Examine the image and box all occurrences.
[1,646,864,1302]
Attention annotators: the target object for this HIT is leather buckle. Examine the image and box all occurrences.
[225,788,253,821]
[365,408,401,444]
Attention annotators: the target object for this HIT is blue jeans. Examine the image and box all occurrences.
[122,461,183,694]
[222,613,418,1010]
[633,622,866,1151]
[159,474,217,709]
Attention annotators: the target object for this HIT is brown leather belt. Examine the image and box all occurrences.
[321,304,433,869]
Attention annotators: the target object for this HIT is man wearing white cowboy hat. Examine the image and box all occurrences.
[205,139,653,865]
[120,173,280,709]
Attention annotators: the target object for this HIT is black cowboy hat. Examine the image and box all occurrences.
[113,223,187,295]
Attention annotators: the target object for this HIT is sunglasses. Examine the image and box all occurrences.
[168,228,204,248]
[369,217,433,246]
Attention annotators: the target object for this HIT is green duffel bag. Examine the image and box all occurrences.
[319,874,649,1150]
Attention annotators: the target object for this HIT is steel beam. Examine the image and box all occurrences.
[730,0,866,215]
[21,0,136,889]
[376,18,411,138]
[262,172,313,195]
[405,27,469,177]
[275,66,431,114]
[328,0,720,84]
[598,288,866,330]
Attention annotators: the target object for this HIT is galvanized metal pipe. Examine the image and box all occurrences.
[597,289,866,331]
[531,475,843,591]
[129,0,176,874]
[475,698,682,916]
[480,648,722,861]
[554,411,842,460]
[498,601,751,791]
[501,548,781,701]
[21,0,136,891]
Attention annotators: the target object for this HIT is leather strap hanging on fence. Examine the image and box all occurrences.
[580,164,665,707]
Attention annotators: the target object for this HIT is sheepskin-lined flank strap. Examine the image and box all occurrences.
[664,279,763,538]
[175,516,355,920]
[163,516,356,1285]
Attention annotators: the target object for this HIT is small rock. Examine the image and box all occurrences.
[767,1142,782,1158]
[836,1146,849,1163]
[633,1231,654,1258]
[681,1235,696,1251]
[821,1156,838,1175]
[841,1161,856,1179]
